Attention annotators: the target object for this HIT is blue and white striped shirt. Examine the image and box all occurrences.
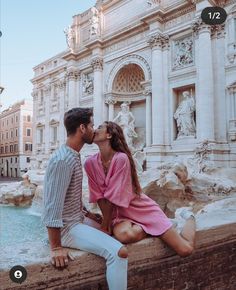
[42,144,84,236]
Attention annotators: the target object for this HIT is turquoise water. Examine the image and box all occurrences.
[0,206,47,247]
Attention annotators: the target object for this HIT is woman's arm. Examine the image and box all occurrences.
[97,198,114,235]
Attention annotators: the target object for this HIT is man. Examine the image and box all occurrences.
[42,108,128,290]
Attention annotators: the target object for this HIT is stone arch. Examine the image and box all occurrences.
[113,64,145,93]
[106,54,151,92]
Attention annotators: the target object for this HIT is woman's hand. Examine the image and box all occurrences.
[101,221,112,235]
[86,211,103,224]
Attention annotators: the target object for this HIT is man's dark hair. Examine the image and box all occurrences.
[64,107,93,136]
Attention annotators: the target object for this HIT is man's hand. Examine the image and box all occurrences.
[50,247,74,269]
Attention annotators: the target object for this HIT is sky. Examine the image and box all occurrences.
[0,0,96,110]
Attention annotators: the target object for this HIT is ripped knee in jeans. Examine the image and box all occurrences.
[118,246,128,258]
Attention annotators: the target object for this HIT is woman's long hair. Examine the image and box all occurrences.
[104,121,142,195]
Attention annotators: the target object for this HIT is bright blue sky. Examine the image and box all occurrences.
[0,0,96,109]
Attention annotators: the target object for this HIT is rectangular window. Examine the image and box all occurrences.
[0,147,4,154]
[5,146,8,153]
[14,144,18,152]
[27,115,31,122]
[26,128,31,137]
[15,157,17,163]
[40,129,43,143]
[10,145,13,153]
[6,132,8,139]
[15,116,18,122]
[15,129,18,137]
[26,157,30,163]
[11,130,13,138]
[25,143,32,151]
[52,126,57,142]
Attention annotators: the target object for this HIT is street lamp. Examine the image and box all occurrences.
[0,86,4,94]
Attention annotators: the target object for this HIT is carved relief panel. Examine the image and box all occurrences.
[172,36,194,70]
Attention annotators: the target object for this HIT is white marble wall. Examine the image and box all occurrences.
[31,0,236,168]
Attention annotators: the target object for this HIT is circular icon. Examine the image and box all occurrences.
[9,265,27,284]
[201,7,227,25]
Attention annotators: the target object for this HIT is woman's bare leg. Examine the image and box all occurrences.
[113,221,147,243]
[160,217,196,257]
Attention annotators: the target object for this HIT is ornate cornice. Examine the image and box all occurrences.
[147,33,169,49]
[91,57,103,71]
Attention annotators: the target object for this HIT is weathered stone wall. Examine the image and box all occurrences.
[1,223,236,290]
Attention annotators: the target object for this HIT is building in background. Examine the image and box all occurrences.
[0,100,33,177]
[31,0,236,169]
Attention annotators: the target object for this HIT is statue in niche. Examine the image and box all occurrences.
[174,90,196,138]
[82,75,93,94]
[64,25,76,51]
[89,7,99,36]
[113,102,138,148]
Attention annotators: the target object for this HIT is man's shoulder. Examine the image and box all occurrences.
[48,145,76,166]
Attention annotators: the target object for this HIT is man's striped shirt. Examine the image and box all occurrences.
[42,144,84,236]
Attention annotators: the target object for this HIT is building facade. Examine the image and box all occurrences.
[31,0,236,169]
[0,100,33,177]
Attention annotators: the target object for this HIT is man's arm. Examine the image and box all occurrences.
[47,227,74,268]
[42,160,73,268]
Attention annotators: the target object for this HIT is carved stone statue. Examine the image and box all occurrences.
[174,91,196,138]
[82,75,93,94]
[90,7,99,36]
[113,102,138,148]
[64,25,76,51]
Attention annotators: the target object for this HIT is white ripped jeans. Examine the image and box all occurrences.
[61,217,128,290]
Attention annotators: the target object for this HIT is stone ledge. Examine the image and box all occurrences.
[1,223,236,290]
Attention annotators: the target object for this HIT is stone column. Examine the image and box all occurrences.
[144,89,152,146]
[147,33,169,145]
[228,85,236,141]
[66,67,80,110]
[91,57,103,126]
[192,19,214,141]
[58,79,66,144]
[211,24,227,141]
[105,97,116,121]
[44,84,51,155]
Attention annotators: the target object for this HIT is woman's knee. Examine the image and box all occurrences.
[114,228,135,243]
[118,246,128,258]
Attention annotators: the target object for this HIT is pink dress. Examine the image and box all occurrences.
[84,152,172,236]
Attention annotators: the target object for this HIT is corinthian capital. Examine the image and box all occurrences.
[66,67,80,80]
[191,18,211,37]
[211,24,225,39]
[147,33,169,49]
[105,96,116,105]
[91,57,103,71]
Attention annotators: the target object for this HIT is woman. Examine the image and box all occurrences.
[84,121,196,257]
